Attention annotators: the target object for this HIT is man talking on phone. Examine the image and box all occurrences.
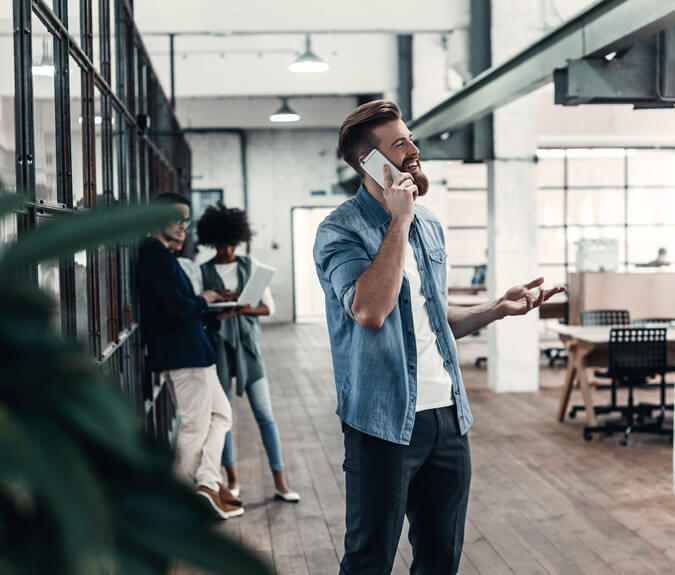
[313,101,563,575]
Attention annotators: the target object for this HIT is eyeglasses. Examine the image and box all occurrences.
[172,216,192,230]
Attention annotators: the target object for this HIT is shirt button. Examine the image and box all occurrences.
[404,299,409,304]
[409,365,415,370]
[459,416,464,421]
[426,297,432,302]
[436,328,441,333]
[419,267,424,271]
[446,359,451,364]
[408,330,413,336]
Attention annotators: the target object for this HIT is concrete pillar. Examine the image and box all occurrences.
[487,2,542,393]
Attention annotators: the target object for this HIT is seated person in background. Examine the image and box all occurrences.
[637,247,670,267]
[197,203,300,503]
[137,192,243,519]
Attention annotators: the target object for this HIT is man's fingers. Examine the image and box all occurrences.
[383,164,393,188]
[524,277,545,290]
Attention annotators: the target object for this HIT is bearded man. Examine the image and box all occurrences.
[313,100,562,575]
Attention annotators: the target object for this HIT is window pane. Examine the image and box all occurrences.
[568,226,625,269]
[567,151,625,187]
[69,56,84,208]
[0,4,15,192]
[98,246,111,347]
[567,188,624,225]
[538,228,565,264]
[111,0,117,93]
[446,229,487,267]
[538,265,566,287]
[538,189,564,226]
[92,0,101,72]
[94,90,105,204]
[74,249,88,339]
[628,188,675,225]
[447,191,486,227]
[628,150,675,187]
[627,226,675,265]
[112,110,121,201]
[447,162,486,189]
[536,155,564,188]
[66,0,81,43]
[38,259,61,330]
[32,18,58,204]
[0,212,17,248]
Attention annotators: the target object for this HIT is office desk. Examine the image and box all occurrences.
[550,324,675,427]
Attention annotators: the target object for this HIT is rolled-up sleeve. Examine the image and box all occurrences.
[313,221,372,319]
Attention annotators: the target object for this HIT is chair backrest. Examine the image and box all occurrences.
[608,327,667,376]
[581,309,630,326]
[632,318,675,325]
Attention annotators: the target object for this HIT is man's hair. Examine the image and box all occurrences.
[338,100,401,174]
[658,247,667,255]
[152,192,190,207]
[197,202,253,247]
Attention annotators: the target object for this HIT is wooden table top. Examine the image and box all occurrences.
[549,323,675,343]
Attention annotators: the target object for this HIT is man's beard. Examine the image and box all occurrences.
[398,156,429,197]
[411,170,429,197]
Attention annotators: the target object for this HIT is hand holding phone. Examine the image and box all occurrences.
[360,148,401,189]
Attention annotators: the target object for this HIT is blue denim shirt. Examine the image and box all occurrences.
[313,186,473,445]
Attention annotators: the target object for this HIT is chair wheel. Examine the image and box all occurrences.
[569,410,577,419]
[620,436,629,447]
[583,429,592,441]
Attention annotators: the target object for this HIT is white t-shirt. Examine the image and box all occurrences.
[214,258,275,315]
[404,241,454,412]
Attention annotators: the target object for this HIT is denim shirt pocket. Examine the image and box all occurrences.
[428,249,447,294]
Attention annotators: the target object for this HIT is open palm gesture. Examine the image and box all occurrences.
[500,277,565,317]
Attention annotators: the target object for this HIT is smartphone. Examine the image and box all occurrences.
[360,148,401,189]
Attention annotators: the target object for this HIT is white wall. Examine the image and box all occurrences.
[177,96,359,130]
[134,0,469,34]
[187,128,345,323]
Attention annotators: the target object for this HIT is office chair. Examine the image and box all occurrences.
[568,309,631,420]
[583,327,670,445]
[580,309,631,327]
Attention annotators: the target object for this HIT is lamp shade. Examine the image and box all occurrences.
[289,35,329,73]
[269,98,300,123]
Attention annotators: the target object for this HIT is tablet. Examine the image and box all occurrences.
[207,262,275,309]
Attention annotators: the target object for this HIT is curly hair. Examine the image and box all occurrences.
[196,202,253,247]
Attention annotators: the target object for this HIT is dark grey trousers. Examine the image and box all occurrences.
[340,406,471,575]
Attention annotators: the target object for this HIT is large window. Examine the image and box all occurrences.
[3,0,191,442]
[446,148,675,288]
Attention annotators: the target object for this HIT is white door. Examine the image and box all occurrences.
[292,207,334,323]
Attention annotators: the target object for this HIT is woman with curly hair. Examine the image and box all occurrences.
[198,203,299,503]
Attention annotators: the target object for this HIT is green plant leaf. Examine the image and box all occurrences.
[111,479,272,575]
[46,374,149,469]
[0,191,23,219]
[0,409,114,575]
[0,204,179,273]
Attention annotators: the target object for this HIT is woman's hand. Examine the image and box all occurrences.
[216,303,250,320]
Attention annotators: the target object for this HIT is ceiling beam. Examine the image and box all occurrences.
[409,0,675,140]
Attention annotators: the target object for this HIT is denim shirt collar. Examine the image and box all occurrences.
[355,184,391,228]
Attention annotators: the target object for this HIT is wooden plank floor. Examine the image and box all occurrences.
[179,323,675,575]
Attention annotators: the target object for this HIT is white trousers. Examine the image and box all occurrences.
[164,364,232,491]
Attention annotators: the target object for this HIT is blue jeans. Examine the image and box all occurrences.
[221,376,285,471]
[340,406,471,575]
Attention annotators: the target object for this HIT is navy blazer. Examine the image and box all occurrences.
[137,237,216,372]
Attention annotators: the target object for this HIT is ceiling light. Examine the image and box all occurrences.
[32,36,54,77]
[289,34,329,73]
[269,98,300,123]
